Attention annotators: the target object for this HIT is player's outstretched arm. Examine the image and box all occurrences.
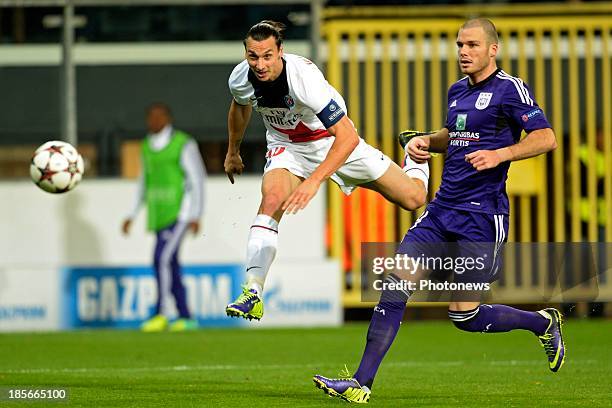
[466,128,557,171]
[282,115,359,214]
[225,100,252,184]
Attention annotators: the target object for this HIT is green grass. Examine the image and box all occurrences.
[1,320,611,407]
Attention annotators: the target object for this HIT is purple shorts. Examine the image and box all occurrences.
[397,202,509,284]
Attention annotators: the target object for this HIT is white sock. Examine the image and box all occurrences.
[403,154,429,192]
[245,214,279,295]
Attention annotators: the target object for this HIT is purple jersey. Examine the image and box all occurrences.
[434,69,551,215]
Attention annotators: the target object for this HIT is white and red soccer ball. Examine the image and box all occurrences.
[30,141,84,193]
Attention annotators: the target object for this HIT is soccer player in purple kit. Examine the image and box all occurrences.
[314,18,563,404]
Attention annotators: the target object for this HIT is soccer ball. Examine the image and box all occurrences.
[30,141,84,193]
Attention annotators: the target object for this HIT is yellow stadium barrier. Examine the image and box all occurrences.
[321,5,612,307]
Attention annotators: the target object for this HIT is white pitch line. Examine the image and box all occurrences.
[0,359,596,375]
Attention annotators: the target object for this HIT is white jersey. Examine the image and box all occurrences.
[228,53,392,195]
[228,53,346,144]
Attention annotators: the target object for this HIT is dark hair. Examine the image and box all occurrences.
[243,20,286,49]
[460,18,499,45]
[146,102,172,118]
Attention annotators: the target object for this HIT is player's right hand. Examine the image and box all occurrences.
[407,136,431,163]
[224,152,244,184]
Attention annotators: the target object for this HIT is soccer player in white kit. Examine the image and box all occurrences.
[225,20,428,320]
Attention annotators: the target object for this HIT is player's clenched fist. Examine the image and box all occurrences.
[407,136,431,163]
[224,152,244,184]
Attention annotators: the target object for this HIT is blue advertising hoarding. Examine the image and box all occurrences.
[62,264,245,328]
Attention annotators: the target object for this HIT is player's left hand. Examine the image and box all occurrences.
[189,221,200,235]
[282,178,321,215]
[465,150,502,171]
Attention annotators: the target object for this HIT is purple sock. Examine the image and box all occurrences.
[353,274,409,389]
[449,304,549,335]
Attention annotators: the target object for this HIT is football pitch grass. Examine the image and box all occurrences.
[1,319,611,407]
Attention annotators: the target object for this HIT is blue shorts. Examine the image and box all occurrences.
[397,202,509,284]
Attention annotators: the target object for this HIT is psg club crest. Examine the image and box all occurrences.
[475,92,493,110]
[284,94,295,108]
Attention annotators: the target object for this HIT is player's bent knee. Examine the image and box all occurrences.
[400,188,427,211]
[448,307,482,332]
[260,191,287,214]
[410,189,427,210]
[385,183,425,211]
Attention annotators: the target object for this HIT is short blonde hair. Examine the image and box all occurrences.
[460,18,499,45]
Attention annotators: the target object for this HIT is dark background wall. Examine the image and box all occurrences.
[0,63,266,144]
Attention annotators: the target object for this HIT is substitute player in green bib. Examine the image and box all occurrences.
[123,103,206,332]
